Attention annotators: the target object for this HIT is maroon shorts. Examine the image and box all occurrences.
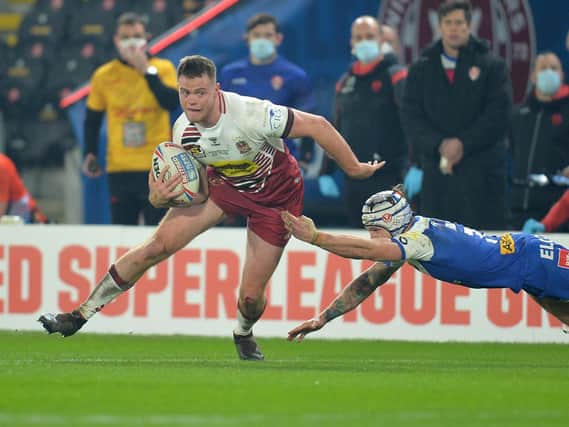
[208,168,304,247]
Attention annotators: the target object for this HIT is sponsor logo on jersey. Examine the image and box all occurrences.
[557,249,569,269]
[378,0,535,103]
[499,233,515,255]
[268,107,284,130]
[187,144,206,158]
[235,140,251,154]
[211,160,260,177]
[208,149,230,157]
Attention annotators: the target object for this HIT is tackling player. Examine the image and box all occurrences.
[39,55,383,360]
[282,185,569,341]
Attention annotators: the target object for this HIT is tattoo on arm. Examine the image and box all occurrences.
[322,263,398,322]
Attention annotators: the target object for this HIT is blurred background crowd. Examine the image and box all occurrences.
[1,0,568,233]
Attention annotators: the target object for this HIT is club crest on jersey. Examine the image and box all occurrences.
[557,249,569,269]
[499,233,515,255]
[235,140,251,154]
[378,0,535,103]
[371,80,383,92]
[187,144,206,158]
[382,213,393,223]
[271,75,284,90]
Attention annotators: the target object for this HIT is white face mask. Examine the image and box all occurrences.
[381,42,393,54]
[352,40,381,64]
[118,37,147,50]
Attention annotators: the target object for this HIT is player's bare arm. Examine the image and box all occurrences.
[281,211,402,261]
[287,109,385,179]
[288,262,401,341]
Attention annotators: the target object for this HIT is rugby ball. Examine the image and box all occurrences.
[152,142,201,206]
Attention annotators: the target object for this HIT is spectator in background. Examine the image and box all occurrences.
[82,12,178,225]
[523,190,569,234]
[401,0,512,230]
[0,153,47,223]
[219,12,316,160]
[509,52,569,229]
[380,24,401,60]
[334,16,408,228]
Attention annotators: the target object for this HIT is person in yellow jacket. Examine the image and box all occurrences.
[82,12,178,225]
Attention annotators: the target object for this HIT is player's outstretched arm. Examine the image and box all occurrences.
[287,109,385,179]
[288,262,401,342]
[281,211,402,261]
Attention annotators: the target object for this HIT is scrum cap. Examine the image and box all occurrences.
[361,189,413,235]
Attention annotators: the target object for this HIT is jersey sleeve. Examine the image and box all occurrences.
[243,98,293,139]
[391,231,434,261]
[86,69,106,112]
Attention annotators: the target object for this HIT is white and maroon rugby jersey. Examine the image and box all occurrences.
[172,90,295,193]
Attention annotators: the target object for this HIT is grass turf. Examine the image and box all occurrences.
[0,330,567,427]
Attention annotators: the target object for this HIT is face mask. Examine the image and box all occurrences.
[353,40,380,64]
[250,38,275,61]
[118,37,146,50]
[381,41,393,55]
[536,69,561,95]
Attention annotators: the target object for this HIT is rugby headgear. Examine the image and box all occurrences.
[361,189,413,236]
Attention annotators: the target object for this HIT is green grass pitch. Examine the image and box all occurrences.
[0,330,567,427]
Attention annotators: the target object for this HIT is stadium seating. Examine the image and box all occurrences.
[17,0,70,46]
[128,0,179,40]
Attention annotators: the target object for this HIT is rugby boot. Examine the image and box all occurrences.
[233,332,264,361]
[38,310,87,337]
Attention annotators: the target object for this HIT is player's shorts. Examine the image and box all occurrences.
[522,235,569,301]
[207,168,304,247]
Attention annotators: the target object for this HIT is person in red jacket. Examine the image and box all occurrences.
[523,190,569,233]
[0,153,47,223]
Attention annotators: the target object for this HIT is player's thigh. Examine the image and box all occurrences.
[239,228,284,299]
[152,198,226,253]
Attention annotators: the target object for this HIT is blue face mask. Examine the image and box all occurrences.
[536,69,561,95]
[353,40,380,64]
[250,38,275,61]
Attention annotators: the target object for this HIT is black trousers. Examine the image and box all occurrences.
[107,171,167,226]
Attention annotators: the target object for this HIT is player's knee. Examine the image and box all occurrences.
[241,295,260,307]
[239,294,266,316]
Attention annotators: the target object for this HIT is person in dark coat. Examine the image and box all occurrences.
[509,51,569,229]
[401,0,512,230]
[334,16,408,227]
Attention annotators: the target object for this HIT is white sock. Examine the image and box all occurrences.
[78,272,123,319]
[233,308,256,336]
